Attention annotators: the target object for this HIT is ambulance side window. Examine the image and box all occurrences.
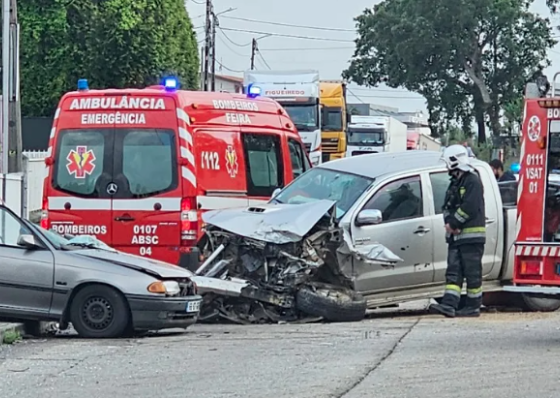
[242,133,284,196]
[288,138,306,179]
[53,130,106,197]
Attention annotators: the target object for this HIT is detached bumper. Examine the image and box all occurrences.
[126,294,203,331]
[503,285,560,294]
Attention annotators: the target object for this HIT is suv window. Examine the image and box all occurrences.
[429,172,451,214]
[288,138,307,179]
[53,129,108,197]
[363,176,423,222]
[121,129,177,197]
[242,133,284,196]
[0,207,33,247]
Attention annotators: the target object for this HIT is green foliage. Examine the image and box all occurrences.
[2,329,21,345]
[343,0,555,142]
[17,0,199,116]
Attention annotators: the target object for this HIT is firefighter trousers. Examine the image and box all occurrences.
[440,243,485,310]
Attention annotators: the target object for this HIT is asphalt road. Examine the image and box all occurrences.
[1,307,560,398]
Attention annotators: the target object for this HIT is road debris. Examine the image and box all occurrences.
[193,200,402,324]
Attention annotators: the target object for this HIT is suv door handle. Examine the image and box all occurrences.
[486,217,496,224]
[115,215,135,222]
[414,226,430,235]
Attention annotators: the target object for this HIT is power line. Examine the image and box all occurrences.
[347,88,366,104]
[216,58,244,73]
[217,30,247,57]
[258,46,354,51]
[220,27,355,43]
[257,50,271,69]
[190,0,205,4]
[217,27,252,47]
[220,15,355,32]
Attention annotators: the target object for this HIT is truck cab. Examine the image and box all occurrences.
[243,70,322,165]
[320,80,347,162]
[346,115,407,157]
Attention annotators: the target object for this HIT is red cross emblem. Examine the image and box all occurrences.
[66,146,96,179]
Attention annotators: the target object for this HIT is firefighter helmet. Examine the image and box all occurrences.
[442,144,472,172]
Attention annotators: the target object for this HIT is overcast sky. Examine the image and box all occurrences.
[186,0,560,114]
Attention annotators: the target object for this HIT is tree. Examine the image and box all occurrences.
[343,0,556,143]
[18,0,200,117]
[19,0,72,117]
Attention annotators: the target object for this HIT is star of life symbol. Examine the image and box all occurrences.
[527,115,541,142]
[66,146,96,179]
[225,145,239,178]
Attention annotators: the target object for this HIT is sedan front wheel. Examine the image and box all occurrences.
[70,285,130,338]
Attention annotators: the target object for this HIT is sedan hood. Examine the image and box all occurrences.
[202,199,337,244]
[74,250,195,279]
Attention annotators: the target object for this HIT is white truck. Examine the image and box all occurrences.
[346,115,407,157]
[243,70,322,165]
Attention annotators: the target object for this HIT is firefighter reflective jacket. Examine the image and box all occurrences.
[443,170,486,246]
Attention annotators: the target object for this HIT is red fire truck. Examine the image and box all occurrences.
[506,75,560,296]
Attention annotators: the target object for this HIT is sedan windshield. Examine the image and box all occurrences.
[273,167,373,218]
[27,223,115,252]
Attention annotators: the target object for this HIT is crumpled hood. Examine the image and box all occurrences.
[74,249,195,279]
[202,199,337,244]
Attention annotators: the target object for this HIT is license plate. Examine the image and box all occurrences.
[186,300,201,313]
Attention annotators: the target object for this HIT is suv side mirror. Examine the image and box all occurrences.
[271,188,282,199]
[17,234,42,250]
[355,209,383,226]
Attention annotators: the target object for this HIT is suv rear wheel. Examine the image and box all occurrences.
[519,293,560,312]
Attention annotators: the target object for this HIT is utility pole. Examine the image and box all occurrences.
[1,0,21,174]
[203,0,212,91]
[250,38,257,70]
[199,46,204,89]
[210,13,217,91]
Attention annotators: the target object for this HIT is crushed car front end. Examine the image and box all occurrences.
[193,200,402,324]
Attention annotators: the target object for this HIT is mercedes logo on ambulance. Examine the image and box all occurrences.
[106,183,118,195]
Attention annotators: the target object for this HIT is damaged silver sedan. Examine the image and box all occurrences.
[192,162,404,324]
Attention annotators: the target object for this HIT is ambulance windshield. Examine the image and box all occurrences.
[53,128,177,198]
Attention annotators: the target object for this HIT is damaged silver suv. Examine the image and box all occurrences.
[192,153,414,324]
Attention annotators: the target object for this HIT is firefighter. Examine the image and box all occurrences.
[429,144,486,318]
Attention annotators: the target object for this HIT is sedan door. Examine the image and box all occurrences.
[349,175,435,294]
[0,207,54,316]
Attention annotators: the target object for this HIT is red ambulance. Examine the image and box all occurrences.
[41,79,311,268]
[508,76,560,296]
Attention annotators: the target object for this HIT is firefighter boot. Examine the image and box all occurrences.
[429,293,459,318]
[455,294,482,317]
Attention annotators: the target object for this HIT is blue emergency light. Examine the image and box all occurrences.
[511,162,521,173]
[247,84,261,98]
[77,79,89,91]
[163,77,179,91]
